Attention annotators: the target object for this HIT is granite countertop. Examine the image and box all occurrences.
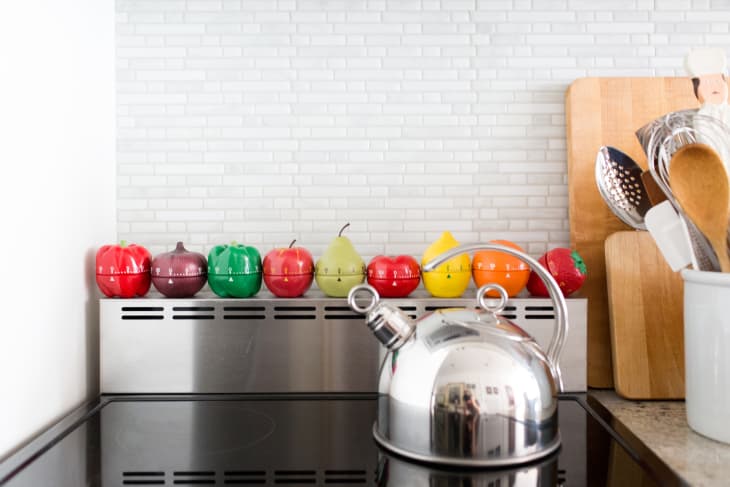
[590,390,730,486]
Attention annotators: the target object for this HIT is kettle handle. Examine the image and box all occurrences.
[422,243,568,391]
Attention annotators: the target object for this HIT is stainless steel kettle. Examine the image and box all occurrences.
[347,243,568,467]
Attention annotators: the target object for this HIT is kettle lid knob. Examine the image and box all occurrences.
[476,283,509,314]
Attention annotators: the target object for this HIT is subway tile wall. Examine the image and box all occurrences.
[117,0,717,258]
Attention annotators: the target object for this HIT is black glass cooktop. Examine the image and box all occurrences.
[0,394,685,486]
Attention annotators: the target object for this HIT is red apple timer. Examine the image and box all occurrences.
[472,240,530,297]
[367,255,421,298]
[527,248,587,297]
[95,240,152,298]
[263,240,314,298]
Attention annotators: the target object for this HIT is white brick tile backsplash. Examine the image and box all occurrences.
[117,0,720,259]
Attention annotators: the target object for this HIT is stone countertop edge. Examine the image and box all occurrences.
[589,389,730,486]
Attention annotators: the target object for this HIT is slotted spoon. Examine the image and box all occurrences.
[595,146,653,230]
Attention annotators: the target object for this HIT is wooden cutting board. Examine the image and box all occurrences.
[604,231,684,399]
[566,77,701,388]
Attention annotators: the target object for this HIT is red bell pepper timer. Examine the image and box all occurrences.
[96,240,152,298]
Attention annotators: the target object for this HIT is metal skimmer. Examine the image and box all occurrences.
[595,146,652,230]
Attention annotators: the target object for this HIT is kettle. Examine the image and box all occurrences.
[347,243,568,467]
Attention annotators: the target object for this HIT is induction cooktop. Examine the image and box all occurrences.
[0,393,685,486]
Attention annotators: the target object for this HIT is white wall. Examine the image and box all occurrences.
[0,1,116,458]
[116,0,719,258]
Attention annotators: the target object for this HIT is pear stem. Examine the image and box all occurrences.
[338,223,350,237]
[289,239,296,248]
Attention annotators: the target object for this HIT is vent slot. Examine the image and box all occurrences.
[274,470,316,484]
[558,468,567,484]
[223,315,267,320]
[123,471,165,485]
[526,306,554,311]
[173,471,215,485]
[172,315,215,320]
[525,314,555,320]
[425,306,458,311]
[498,306,517,319]
[173,306,214,312]
[121,468,371,486]
[323,306,361,320]
[273,306,317,320]
[121,306,165,320]
[224,470,266,484]
[324,469,367,484]
[223,306,267,321]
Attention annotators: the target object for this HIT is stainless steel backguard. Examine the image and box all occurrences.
[100,290,586,393]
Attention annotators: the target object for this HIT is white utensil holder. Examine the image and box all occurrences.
[681,269,730,444]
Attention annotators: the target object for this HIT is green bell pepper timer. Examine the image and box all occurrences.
[207,241,263,298]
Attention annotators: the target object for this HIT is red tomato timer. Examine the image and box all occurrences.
[367,255,421,298]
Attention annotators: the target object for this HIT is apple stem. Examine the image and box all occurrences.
[338,223,350,237]
[120,240,127,248]
[289,239,296,248]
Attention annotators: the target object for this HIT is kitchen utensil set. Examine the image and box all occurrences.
[596,109,730,273]
[639,110,728,271]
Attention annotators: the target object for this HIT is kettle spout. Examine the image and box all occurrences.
[347,284,416,350]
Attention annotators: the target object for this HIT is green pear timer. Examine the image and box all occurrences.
[315,223,366,297]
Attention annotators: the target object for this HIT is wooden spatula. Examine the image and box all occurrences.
[669,143,730,272]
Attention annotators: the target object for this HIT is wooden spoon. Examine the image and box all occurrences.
[669,143,730,272]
